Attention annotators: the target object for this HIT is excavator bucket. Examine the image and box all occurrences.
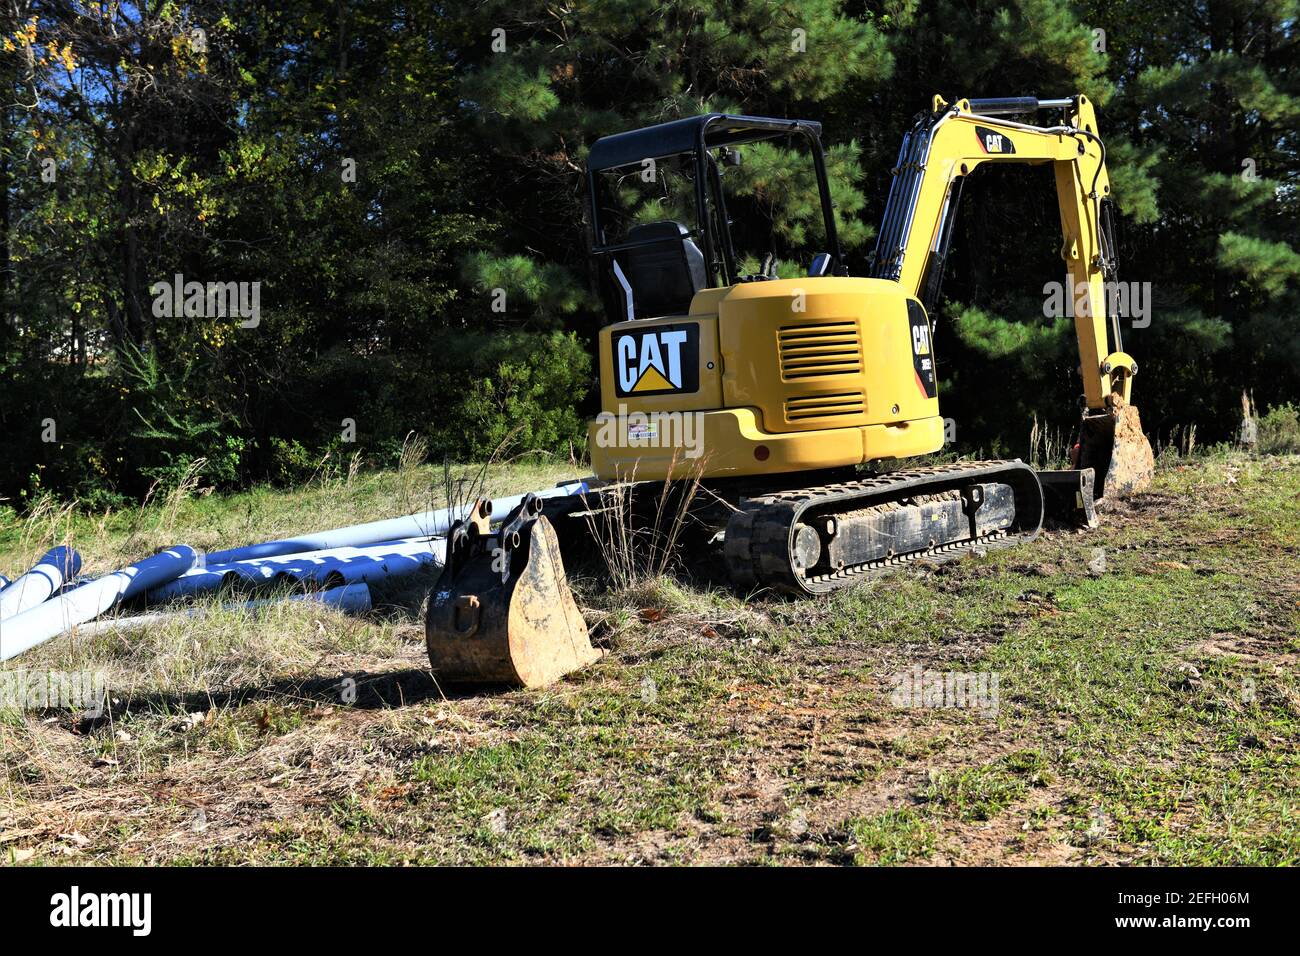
[425,496,602,689]
[1037,467,1099,528]
[1075,396,1156,501]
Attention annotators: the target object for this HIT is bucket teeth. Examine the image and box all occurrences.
[426,501,601,689]
[1077,397,1155,501]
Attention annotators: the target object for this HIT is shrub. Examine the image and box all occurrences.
[267,437,323,486]
[116,347,248,491]
[428,329,592,460]
[1258,403,1300,454]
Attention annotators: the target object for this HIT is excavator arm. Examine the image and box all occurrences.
[869,94,1153,495]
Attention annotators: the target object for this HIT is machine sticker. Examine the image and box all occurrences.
[612,323,700,397]
[907,301,938,399]
[627,421,658,442]
[975,125,1016,154]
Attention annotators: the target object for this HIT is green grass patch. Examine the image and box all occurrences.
[848,809,937,864]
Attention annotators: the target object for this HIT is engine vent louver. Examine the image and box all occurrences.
[784,391,866,422]
[778,321,863,380]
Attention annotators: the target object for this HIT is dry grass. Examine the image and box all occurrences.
[1,457,578,577]
[582,453,709,592]
[0,454,578,726]
[2,450,1297,866]
[1,455,583,863]
[1028,414,1069,470]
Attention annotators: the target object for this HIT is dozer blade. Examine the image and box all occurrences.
[1075,396,1155,501]
[426,496,601,689]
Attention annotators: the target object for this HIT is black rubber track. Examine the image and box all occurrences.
[722,460,1045,595]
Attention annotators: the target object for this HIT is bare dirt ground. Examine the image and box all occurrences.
[2,452,1297,865]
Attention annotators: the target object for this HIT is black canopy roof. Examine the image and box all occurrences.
[586,113,823,172]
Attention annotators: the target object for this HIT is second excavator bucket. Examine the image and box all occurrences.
[425,495,602,689]
[1075,396,1156,501]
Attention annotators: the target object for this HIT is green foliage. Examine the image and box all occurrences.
[2,0,1297,507]
[462,61,560,121]
[117,347,248,490]
[441,330,593,460]
[1217,233,1300,298]
[1258,404,1300,455]
[1104,140,1162,225]
[694,0,895,99]
[460,253,594,322]
[267,437,325,487]
[726,140,872,252]
[951,304,1072,367]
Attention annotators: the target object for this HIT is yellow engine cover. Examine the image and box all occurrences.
[588,277,944,481]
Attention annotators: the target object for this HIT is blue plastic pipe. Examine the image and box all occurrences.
[0,546,83,622]
[203,480,588,564]
[276,540,447,589]
[149,537,447,601]
[146,560,277,601]
[270,581,372,614]
[0,546,200,662]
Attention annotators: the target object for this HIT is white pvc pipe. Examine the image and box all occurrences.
[275,540,447,589]
[149,536,447,601]
[0,546,199,662]
[203,480,589,564]
[0,546,82,621]
[73,582,372,637]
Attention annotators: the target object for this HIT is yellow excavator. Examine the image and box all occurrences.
[426,94,1155,687]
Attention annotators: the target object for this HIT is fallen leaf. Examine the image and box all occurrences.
[639,607,664,623]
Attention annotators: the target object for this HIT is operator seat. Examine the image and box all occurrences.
[614,221,707,320]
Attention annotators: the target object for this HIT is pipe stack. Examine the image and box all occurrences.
[0,478,589,663]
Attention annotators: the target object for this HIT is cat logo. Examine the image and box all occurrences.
[912,323,931,356]
[907,301,938,399]
[613,324,700,397]
[975,125,1016,154]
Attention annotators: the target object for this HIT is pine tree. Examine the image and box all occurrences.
[450,0,896,329]
[856,0,1128,449]
[1085,0,1300,439]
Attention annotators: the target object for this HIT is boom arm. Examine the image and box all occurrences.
[869,94,1133,412]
